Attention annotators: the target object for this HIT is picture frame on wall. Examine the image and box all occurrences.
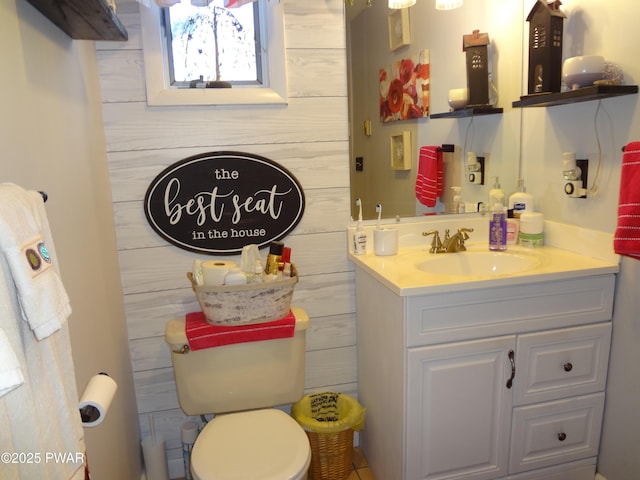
[388,8,410,51]
[379,49,430,122]
[390,132,411,170]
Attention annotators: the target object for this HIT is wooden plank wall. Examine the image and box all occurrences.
[96,1,355,476]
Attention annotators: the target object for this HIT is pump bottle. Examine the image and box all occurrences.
[489,193,507,251]
[489,177,504,209]
[451,187,465,214]
[508,178,534,218]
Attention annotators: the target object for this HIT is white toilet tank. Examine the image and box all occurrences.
[165,307,309,415]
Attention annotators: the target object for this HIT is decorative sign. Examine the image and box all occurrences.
[144,151,305,254]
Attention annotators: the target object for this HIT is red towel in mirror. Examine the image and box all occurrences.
[614,141,640,259]
[417,146,442,207]
[185,310,295,350]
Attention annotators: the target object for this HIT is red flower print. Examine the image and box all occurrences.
[406,104,423,118]
[416,62,430,79]
[399,59,415,85]
[387,79,404,114]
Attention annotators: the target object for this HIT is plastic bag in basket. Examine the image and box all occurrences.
[291,392,365,433]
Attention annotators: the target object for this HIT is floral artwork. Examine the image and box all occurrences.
[379,50,430,123]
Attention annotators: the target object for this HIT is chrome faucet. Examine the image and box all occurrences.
[422,228,474,253]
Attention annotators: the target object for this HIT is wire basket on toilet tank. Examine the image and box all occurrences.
[187,264,298,326]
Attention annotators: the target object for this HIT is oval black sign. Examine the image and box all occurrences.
[144,151,305,254]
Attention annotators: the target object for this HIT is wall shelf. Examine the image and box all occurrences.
[512,85,638,108]
[430,106,503,119]
[25,0,128,41]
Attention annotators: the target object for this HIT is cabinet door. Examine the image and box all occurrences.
[407,336,516,480]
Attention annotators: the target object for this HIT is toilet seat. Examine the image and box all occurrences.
[190,408,311,480]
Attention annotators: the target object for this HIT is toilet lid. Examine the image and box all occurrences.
[191,408,311,480]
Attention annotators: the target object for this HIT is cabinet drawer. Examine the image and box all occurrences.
[406,275,615,347]
[505,457,596,480]
[514,323,611,405]
[508,393,604,474]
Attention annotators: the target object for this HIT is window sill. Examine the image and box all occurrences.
[145,86,288,107]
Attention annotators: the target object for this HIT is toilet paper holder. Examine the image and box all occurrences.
[79,372,117,427]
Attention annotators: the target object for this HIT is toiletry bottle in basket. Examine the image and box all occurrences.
[265,241,284,274]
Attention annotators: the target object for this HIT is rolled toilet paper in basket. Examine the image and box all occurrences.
[202,260,236,285]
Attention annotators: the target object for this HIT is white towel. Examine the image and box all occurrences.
[0,183,71,340]
[0,328,24,397]
[0,184,86,480]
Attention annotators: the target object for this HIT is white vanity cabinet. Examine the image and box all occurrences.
[355,268,615,480]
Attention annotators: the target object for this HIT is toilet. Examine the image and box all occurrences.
[165,306,311,480]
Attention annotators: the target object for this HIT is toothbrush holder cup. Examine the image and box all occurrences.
[374,228,399,256]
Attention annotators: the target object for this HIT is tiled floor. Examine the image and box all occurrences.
[348,446,376,480]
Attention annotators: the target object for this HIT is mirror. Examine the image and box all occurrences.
[346,0,526,220]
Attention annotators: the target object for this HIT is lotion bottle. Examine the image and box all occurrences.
[508,178,534,218]
[489,193,507,251]
[353,198,367,255]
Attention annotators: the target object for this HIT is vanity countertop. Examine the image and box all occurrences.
[347,216,620,296]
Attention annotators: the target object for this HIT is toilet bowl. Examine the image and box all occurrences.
[190,409,311,480]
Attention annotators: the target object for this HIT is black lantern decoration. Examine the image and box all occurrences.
[463,30,491,106]
[526,0,566,94]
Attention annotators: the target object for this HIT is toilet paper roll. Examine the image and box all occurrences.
[202,260,236,286]
[79,373,117,427]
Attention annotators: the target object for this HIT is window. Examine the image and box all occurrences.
[140,0,287,106]
[165,1,261,86]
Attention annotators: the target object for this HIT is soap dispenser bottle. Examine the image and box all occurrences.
[508,178,534,218]
[489,193,507,251]
[451,187,465,214]
[488,177,504,209]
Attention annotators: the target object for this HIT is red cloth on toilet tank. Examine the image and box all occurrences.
[185,310,296,350]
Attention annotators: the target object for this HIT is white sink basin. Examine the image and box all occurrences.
[417,251,540,277]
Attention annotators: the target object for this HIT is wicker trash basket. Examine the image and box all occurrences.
[291,392,366,480]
